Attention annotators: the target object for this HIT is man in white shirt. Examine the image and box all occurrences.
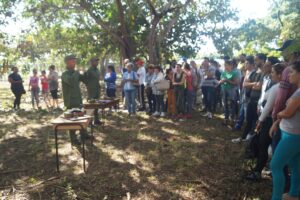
[136,60,146,111]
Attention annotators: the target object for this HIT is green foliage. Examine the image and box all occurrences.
[222,0,300,57]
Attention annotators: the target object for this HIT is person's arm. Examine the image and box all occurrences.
[278,97,300,119]
[243,79,256,88]
[61,72,73,87]
[172,74,178,85]
[8,77,22,84]
[180,74,186,85]
[269,119,281,138]
[227,77,238,85]
[258,86,278,122]
[272,68,292,119]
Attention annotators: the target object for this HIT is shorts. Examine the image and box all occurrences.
[50,89,58,99]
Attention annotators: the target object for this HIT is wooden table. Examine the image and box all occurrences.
[51,115,93,173]
[83,99,120,121]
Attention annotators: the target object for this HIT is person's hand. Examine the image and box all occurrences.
[255,121,262,133]
[269,123,278,138]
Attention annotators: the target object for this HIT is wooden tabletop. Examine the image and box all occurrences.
[51,115,93,131]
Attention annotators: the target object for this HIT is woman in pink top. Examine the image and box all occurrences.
[41,70,51,109]
[29,68,40,109]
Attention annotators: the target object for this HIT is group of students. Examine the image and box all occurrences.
[8,65,59,110]
[120,40,300,200]
[229,41,300,200]
[7,39,300,199]
[121,59,202,120]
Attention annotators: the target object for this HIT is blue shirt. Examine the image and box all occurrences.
[104,72,117,89]
[122,71,137,91]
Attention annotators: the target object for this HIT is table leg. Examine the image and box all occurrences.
[54,128,59,173]
[91,123,94,146]
[81,129,86,172]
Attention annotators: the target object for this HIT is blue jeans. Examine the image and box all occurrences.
[125,89,136,114]
[185,89,194,114]
[271,130,300,200]
[202,86,216,112]
[31,87,40,106]
[222,88,237,120]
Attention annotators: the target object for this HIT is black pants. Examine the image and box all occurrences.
[138,84,145,109]
[174,86,185,114]
[147,90,156,113]
[254,117,272,173]
[12,90,22,109]
[242,100,258,139]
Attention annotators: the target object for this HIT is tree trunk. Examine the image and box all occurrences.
[148,17,160,65]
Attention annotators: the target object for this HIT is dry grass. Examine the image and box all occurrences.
[0,82,272,200]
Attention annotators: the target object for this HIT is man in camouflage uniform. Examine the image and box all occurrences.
[84,57,101,124]
[61,55,85,144]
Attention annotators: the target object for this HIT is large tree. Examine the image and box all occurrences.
[22,0,236,63]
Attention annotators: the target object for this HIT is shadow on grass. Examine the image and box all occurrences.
[0,109,272,200]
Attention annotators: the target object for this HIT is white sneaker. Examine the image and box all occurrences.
[231,137,242,144]
[152,112,160,117]
[202,112,209,117]
[160,112,166,117]
[207,112,213,119]
[245,133,254,141]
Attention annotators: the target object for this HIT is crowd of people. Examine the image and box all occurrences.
[8,65,59,110]
[7,39,300,200]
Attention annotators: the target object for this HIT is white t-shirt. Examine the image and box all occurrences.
[137,66,146,85]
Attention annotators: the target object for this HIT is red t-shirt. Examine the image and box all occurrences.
[41,75,49,91]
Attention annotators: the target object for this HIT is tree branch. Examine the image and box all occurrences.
[78,0,126,47]
[145,0,158,16]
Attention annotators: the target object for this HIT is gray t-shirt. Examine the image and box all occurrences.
[48,71,59,91]
[280,88,300,135]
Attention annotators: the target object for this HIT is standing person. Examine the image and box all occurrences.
[48,65,59,109]
[121,62,138,116]
[246,63,284,181]
[271,40,300,194]
[136,60,146,111]
[173,64,186,119]
[145,64,156,114]
[151,66,165,117]
[121,59,130,110]
[220,60,238,125]
[61,55,85,144]
[40,70,51,109]
[184,63,194,119]
[84,57,101,125]
[8,66,25,110]
[257,57,280,114]
[272,40,300,148]
[238,54,247,87]
[213,60,223,111]
[28,69,40,109]
[232,54,264,143]
[201,58,218,119]
[166,68,176,117]
[190,61,201,107]
[269,61,300,200]
[104,64,117,98]
[233,56,256,131]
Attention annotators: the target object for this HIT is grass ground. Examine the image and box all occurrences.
[0,82,272,200]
